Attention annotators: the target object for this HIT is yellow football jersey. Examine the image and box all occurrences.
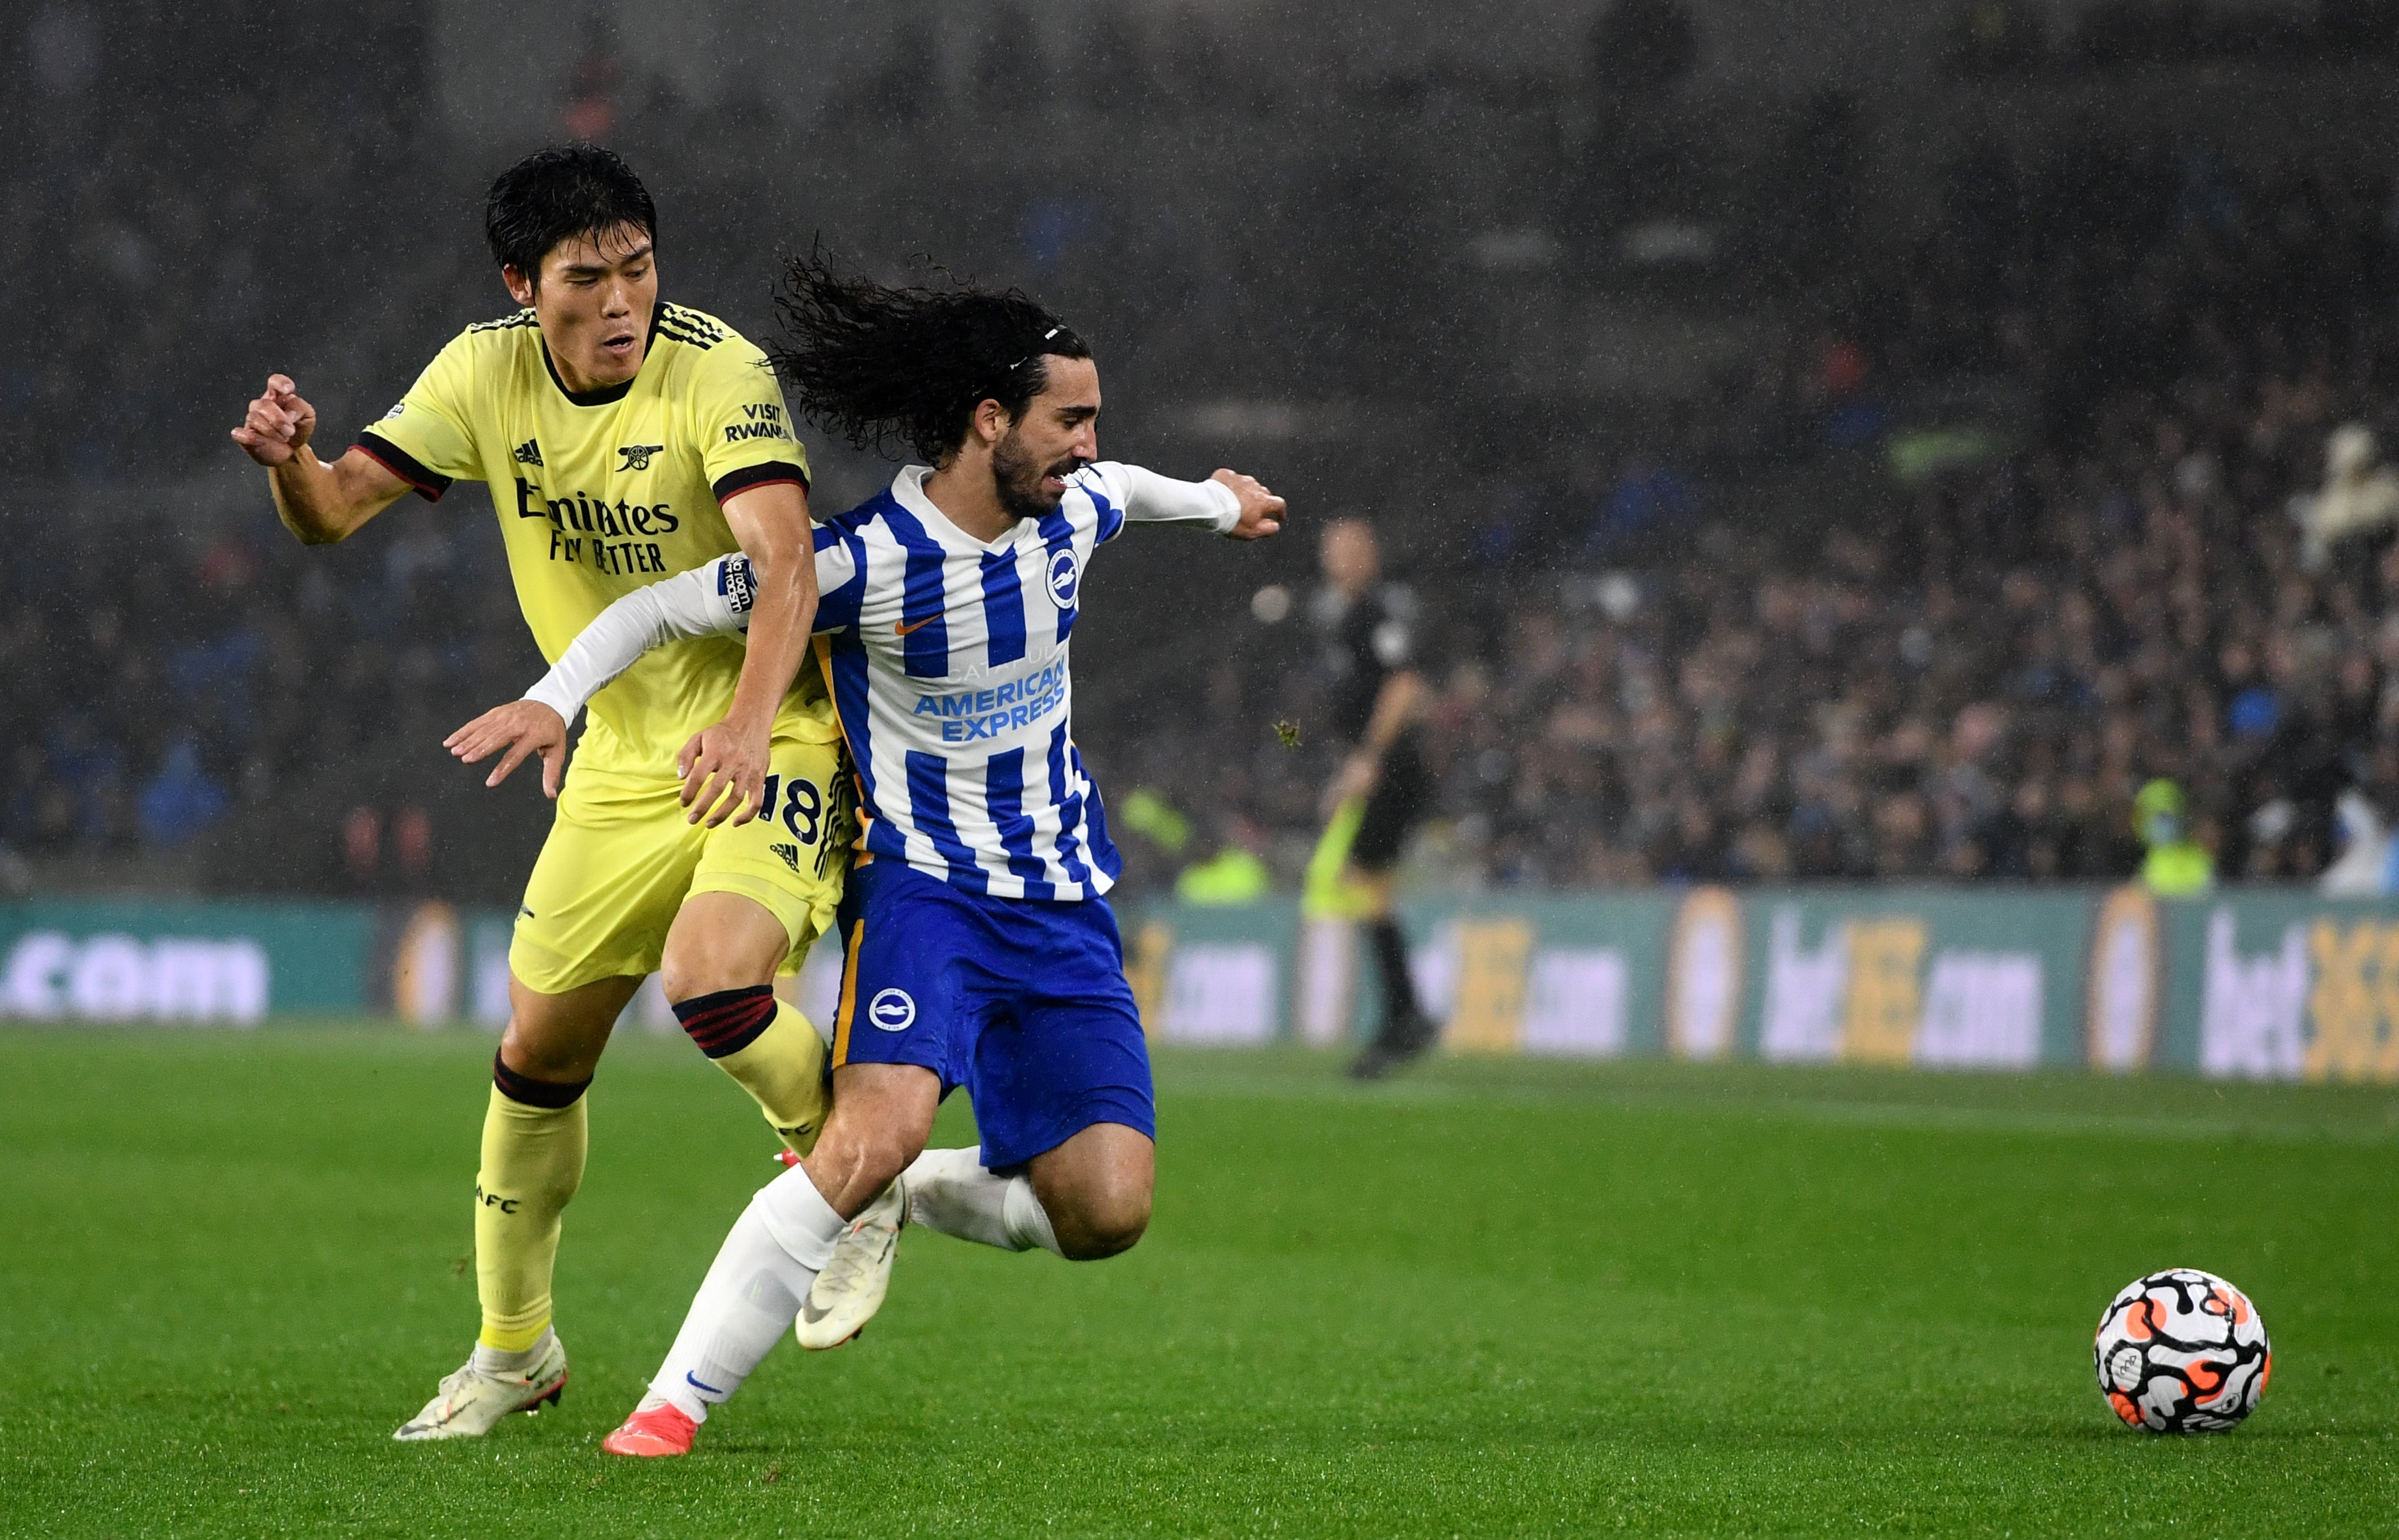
[355,301,834,775]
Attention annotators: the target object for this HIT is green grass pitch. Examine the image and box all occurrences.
[3,1024,2397,1536]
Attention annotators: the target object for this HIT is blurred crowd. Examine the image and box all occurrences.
[8,1,2399,900]
[1948,0,2399,76]
[1115,146,2399,892]
[0,491,540,892]
[0,1,436,479]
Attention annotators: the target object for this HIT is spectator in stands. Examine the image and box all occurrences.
[1583,456,1695,558]
[2135,778,2212,896]
[2292,425,2399,571]
[137,737,228,850]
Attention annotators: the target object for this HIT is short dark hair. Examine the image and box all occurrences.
[770,247,1091,464]
[483,144,657,284]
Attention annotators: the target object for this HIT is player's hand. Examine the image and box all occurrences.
[1213,469,1285,541]
[679,718,771,828]
[230,374,318,467]
[1323,749,1380,818]
[445,700,570,798]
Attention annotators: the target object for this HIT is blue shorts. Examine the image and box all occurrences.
[831,859,1155,1170]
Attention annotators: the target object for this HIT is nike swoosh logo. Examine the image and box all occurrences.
[685,1371,725,1396]
[894,615,936,637]
[800,1300,831,1324]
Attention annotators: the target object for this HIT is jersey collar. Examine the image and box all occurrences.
[892,465,1031,555]
[539,303,663,407]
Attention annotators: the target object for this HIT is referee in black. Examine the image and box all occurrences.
[1310,517,1439,1080]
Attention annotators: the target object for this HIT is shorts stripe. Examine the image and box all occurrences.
[832,917,865,1067]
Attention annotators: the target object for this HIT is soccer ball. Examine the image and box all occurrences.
[2093,1268,2271,1433]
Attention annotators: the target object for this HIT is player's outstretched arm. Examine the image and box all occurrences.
[679,483,818,830]
[447,562,749,799]
[230,375,411,544]
[1324,668,1424,815]
[1108,464,1284,540]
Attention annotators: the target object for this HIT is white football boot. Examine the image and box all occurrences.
[796,1180,907,1349]
[391,1329,569,1441]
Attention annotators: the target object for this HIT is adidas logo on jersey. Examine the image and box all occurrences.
[513,439,543,467]
[658,304,728,348]
[769,842,801,872]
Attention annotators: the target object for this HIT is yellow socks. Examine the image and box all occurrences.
[673,986,831,1155]
[467,990,822,1351]
[474,1055,590,1352]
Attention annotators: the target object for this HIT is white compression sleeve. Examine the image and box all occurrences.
[902,1146,1062,1256]
[639,1195,814,1425]
[639,1163,848,1424]
[521,556,750,723]
[1104,463,1241,534]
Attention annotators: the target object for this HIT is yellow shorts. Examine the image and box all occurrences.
[508,731,850,997]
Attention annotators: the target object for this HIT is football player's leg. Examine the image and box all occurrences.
[661,891,831,1155]
[1025,1122,1154,1259]
[611,1062,937,1450]
[891,1145,1064,1254]
[790,861,992,1348]
[475,972,634,1345]
[396,970,635,1441]
[676,735,848,1153]
[398,773,698,1442]
[795,1136,1061,1351]
[1347,744,1438,1080]
[884,1117,1152,1268]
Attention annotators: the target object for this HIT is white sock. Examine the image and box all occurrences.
[903,1145,1062,1256]
[637,1166,847,1423]
[468,1327,553,1377]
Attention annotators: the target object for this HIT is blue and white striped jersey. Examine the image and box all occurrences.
[812,463,1234,900]
[524,461,1238,902]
